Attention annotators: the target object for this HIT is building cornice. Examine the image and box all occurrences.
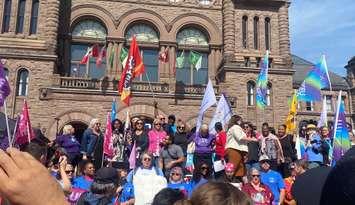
[222,64,295,75]
[0,53,57,61]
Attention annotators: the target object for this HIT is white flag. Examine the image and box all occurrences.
[209,94,233,134]
[317,96,328,128]
[196,79,217,131]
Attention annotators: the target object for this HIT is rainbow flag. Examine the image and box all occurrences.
[256,51,269,109]
[332,91,351,165]
[297,55,331,102]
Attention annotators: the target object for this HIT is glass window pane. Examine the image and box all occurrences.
[29,0,39,34]
[16,0,26,33]
[2,0,12,33]
[125,24,159,43]
[141,49,158,82]
[70,63,86,77]
[72,20,107,39]
[177,28,208,46]
[192,53,208,85]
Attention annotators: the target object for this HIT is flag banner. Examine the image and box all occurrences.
[79,47,92,64]
[111,98,117,122]
[317,96,328,128]
[189,51,202,70]
[15,100,35,145]
[96,46,107,67]
[103,112,114,158]
[196,79,217,131]
[332,91,351,165]
[129,142,136,170]
[176,51,185,69]
[118,36,145,105]
[256,51,269,109]
[91,44,99,58]
[158,48,169,63]
[285,92,297,134]
[297,55,331,102]
[120,47,128,68]
[109,46,115,69]
[0,61,10,107]
[209,94,232,134]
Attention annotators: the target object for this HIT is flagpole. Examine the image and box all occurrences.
[3,100,12,148]
[11,117,18,146]
[86,55,90,77]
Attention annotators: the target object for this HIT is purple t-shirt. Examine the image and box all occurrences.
[192,133,215,154]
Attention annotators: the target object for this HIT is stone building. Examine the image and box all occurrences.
[0,0,351,140]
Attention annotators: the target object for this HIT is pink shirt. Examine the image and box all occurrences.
[148,129,167,156]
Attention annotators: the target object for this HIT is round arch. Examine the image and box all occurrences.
[117,103,168,121]
[47,110,94,140]
[71,4,116,36]
[116,9,169,41]
[170,13,222,45]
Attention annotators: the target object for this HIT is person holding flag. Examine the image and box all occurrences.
[118,36,145,105]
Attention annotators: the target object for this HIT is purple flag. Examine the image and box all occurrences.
[129,142,137,169]
[0,61,10,107]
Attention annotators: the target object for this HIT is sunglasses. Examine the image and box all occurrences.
[65,170,74,174]
[143,158,152,162]
[171,173,181,176]
[136,122,143,125]
[201,167,209,170]
[154,123,162,126]
[252,175,260,178]
[178,126,185,129]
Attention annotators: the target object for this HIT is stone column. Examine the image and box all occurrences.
[278,2,291,66]
[45,0,60,54]
[222,0,235,62]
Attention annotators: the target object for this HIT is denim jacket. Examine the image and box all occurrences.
[81,128,98,157]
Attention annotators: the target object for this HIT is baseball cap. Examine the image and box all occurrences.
[306,124,317,130]
[95,167,119,185]
[225,163,236,172]
[259,154,270,163]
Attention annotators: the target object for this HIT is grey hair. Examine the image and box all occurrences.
[89,118,100,128]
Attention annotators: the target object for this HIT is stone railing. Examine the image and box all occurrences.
[175,82,219,95]
[59,77,100,89]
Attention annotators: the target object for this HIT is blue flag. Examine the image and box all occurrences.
[111,98,117,122]
[209,94,232,134]
[196,79,217,131]
[256,51,269,109]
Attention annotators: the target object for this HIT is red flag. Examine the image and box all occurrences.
[91,44,99,58]
[79,47,92,64]
[15,100,35,145]
[96,46,107,67]
[103,112,114,158]
[118,36,145,105]
[159,48,169,63]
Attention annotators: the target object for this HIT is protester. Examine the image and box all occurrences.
[132,119,149,162]
[319,126,332,165]
[56,156,73,194]
[242,168,274,205]
[283,163,297,205]
[173,120,189,157]
[159,134,185,177]
[81,118,104,170]
[152,188,185,205]
[176,182,253,205]
[148,118,167,167]
[277,124,296,177]
[117,168,135,205]
[0,148,67,205]
[260,123,284,171]
[304,124,324,168]
[166,114,177,135]
[214,122,227,161]
[243,122,261,172]
[259,155,285,205]
[294,159,308,176]
[190,124,215,170]
[226,115,257,180]
[72,160,95,191]
[23,141,48,164]
[56,124,81,168]
[77,167,120,205]
[217,162,242,189]
[111,119,127,165]
[167,166,191,197]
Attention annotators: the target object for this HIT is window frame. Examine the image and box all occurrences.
[242,16,248,49]
[2,0,12,33]
[16,68,29,96]
[29,0,39,35]
[325,95,332,112]
[265,17,271,50]
[247,81,255,106]
[306,101,314,111]
[253,16,259,49]
[15,0,26,34]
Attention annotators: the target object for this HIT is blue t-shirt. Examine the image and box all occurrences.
[72,176,93,191]
[168,182,192,197]
[260,170,285,203]
[120,182,135,203]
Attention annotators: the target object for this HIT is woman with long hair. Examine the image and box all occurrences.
[132,119,149,163]
[148,118,167,167]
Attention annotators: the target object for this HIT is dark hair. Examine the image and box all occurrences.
[24,142,47,162]
[214,122,223,132]
[228,115,242,129]
[79,160,94,174]
[262,122,269,128]
[175,182,253,205]
[295,159,308,170]
[269,127,276,135]
[152,188,185,205]
[90,181,117,196]
[168,115,176,121]
[192,162,211,182]
[112,119,123,133]
[279,124,287,129]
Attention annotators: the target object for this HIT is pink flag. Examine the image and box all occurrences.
[96,46,107,67]
[129,142,137,169]
[15,100,35,145]
[80,47,92,64]
[103,112,114,158]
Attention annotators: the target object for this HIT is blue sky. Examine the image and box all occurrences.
[290,0,355,76]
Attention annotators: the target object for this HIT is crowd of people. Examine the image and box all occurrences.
[0,113,354,205]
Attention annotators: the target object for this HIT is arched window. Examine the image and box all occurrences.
[125,23,159,82]
[266,83,272,106]
[265,17,271,50]
[29,0,39,35]
[70,19,107,79]
[247,81,255,106]
[253,16,259,49]
[16,0,26,33]
[16,68,29,96]
[176,27,209,85]
[242,16,248,49]
[2,0,12,33]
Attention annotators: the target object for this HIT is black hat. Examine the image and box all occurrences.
[95,167,119,185]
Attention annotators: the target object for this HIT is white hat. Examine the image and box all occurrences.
[259,154,270,162]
